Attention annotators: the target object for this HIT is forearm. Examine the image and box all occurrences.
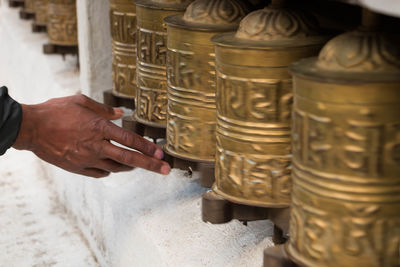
[0,86,22,155]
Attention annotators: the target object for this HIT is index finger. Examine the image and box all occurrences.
[103,122,164,159]
[100,141,170,175]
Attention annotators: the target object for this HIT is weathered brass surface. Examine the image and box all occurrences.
[33,0,48,26]
[134,0,194,128]
[110,0,137,98]
[47,0,78,46]
[24,0,35,13]
[164,0,252,162]
[211,1,328,208]
[286,11,400,267]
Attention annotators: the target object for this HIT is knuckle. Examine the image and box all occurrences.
[89,118,108,133]
[76,94,89,105]
[118,150,131,164]
[121,130,133,145]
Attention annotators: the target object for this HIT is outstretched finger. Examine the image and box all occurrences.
[103,123,164,159]
[100,141,170,175]
[75,168,110,178]
[93,159,134,173]
[75,94,123,120]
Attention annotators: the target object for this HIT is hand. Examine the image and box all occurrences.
[13,94,170,178]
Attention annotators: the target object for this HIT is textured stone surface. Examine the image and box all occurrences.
[0,150,98,266]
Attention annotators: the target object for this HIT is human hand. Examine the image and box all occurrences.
[13,94,170,178]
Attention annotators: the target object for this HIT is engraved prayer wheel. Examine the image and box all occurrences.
[133,0,194,129]
[164,0,252,164]
[47,0,78,46]
[110,0,137,98]
[20,0,35,19]
[286,10,400,267]
[33,0,48,27]
[211,0,328,208]
[24,0,35,13]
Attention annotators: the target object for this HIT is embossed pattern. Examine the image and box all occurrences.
[212,4,325,207]
[166,39,217,161]
[24,0,35,13]
[235,7,319,41]
[33,0,48,26]
[110,0,137,98]
[317,31,400,72]
[287,30,400,267]
[134,3,189,126]
[165,0,250,161]
[183,0,250,25]
[47,0,77,46]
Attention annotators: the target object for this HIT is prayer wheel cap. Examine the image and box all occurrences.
[164,0,251,31]
[291,30,400,82]
[212,3,329,48]
[235,5,319,41]
[134,0,193,10]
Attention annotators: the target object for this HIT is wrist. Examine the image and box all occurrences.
[12,104,37,151]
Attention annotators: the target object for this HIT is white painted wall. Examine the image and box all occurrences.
[77,0,112,102]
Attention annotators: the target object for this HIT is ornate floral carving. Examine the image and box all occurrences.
[183,0,251,25]
[317,31,400,72]
[235,6,319,41]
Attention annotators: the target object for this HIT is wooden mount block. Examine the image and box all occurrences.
[163,151,215,188]
[201,191,290,245]
[122,116,166,142]
[103,90,135,110]
[8,0,24,8]
[19,10,35,20]
[263,245,298,267]
[31,23,47,33]
[43,43,78,56]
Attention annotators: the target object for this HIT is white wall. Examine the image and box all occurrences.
[77,0,112,102]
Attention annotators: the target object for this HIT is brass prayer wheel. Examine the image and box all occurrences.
[286,10,400,267]
[211,1,328,208]
[164,0,252,162]
[47,0,78,46]
[110,0,137,98]
[134,0,194,128]
[33,0,48,27]
[24,0,35,13]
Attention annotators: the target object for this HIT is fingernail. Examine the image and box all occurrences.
[113,108,124,115]
[154,149,164,160]
[161,164,171,175]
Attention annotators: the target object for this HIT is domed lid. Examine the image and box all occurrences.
[291,10,400,82]
[235,1,319,41]
[211,0,329,49]
[164,0,252,32]
[134,0,193,10]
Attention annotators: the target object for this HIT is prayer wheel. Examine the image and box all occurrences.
[209,0,327,208]
[133,0,194,133]
[47,0,77,46]
[20,0,35,19]
[164,0,252,170]
[25,0,35,11]
[32,0,48,32]
[286,10,400,267]
[110,0,137,99]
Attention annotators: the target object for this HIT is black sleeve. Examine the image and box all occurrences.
[0,86,22,155]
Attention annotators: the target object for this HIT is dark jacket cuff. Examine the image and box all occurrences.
[0,86,22,155]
